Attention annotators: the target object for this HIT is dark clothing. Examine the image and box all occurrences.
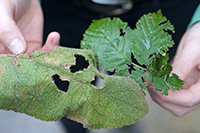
[41,0,200,133]
[42,0,199,59]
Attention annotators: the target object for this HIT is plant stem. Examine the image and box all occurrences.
[131,62,147,71]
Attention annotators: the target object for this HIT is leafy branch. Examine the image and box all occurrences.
[0,10,184,129]
[81,10,184,95]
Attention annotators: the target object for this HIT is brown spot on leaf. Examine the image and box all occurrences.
[107,125,114,129]
[36,85,44,91]
[16,92,27,98]
[43,56,60,66]
[43,53,65,66]
[29,104,34,109]
[12,60,20,67]
[63,63,75,69]
[99,116,104,122]
[67,114,94,129]
[0,64,6,74]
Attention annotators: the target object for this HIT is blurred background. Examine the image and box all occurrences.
[1,91,200,133]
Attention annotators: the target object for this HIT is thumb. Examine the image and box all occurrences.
[6,37,26,55]
[172,59,191,81]
[0,4,26,54]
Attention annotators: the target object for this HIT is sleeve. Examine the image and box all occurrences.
[187,4,200,29]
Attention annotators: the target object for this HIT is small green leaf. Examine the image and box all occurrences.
[166,73,184,91]
[147,54,183,95]
[131,9,174,65]
[81,18,132,71]
[0,47,148,129]
[148,54,170,77]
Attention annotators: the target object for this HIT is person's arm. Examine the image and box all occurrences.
[0,0,59,56]
[148,3,200,116]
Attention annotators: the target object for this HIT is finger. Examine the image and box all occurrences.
[173,31,188,61]
[0,2,26,54]
[149,82,200,107]
[149,92,198,116]
[172,41,200,80]
[0,40,11,54]
[41,32,60,52]
[172,23,200,80]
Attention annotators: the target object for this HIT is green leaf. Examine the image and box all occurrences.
[130,67,148,90]
[166,73,184,92]
[81,18,132,71]
[147,54,183,95]
[130,9,183,95]
[0,47,148,129]
[81,10,183,95]
[131,9,174,65]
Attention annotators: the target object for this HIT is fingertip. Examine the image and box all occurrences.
[52,33,60,47]
[48,31,60,45]
[42,32,60,52]
[171,58,193,81]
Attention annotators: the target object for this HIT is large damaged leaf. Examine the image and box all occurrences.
[0,47,148,129]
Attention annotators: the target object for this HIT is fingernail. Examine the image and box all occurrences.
[53,36,60,45]
[9,38,24,54]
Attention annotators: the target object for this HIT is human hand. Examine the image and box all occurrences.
[0,0,59,55]
[148,22,200,116]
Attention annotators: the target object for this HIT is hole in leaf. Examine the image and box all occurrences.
[159,20,168,26]
[141,76,145,83]
[127,64,136,74]
[108,69,116,75]
[131,53,147,69]
[70,54,89,73]
[119,28,126,36]
[91,76,105,88]
[52,74,69,92]
[148,54,153,59]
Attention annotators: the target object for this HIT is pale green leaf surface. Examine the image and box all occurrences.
[0,47,148,129]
